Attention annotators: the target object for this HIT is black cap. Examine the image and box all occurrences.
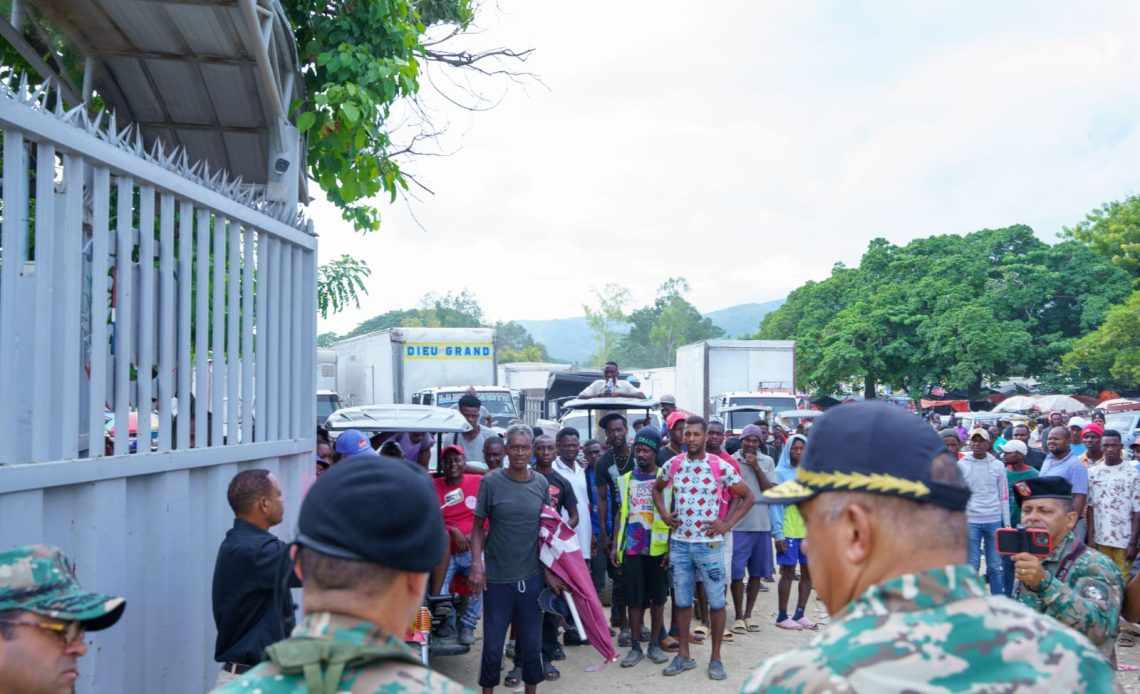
[297,456,446,572]
[1013,476,1073,507]
[763,401,970,510]
[633,426,661,452]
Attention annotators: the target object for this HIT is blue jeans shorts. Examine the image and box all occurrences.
[671,540,726,610]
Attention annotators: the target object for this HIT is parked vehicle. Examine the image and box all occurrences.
[957,412,1030,433]
[316,390,342,429]
[413,385,520,428]
[774,409,824,432]
[325,403,474,663]
[675,339,796,419]
[718,405,774,436]
[539,397,662,442]
[332,327,496,406]
[1104,410,1140,455]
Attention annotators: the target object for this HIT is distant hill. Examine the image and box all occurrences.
[704,299,786,338]
[518,299,784,364]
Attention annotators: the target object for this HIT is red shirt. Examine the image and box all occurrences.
[434,474,482,552]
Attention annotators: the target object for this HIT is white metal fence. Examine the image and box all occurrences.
[0,78,316,691]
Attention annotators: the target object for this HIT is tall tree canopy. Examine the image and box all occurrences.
[758,226,1131,397]
[614,278,724,368]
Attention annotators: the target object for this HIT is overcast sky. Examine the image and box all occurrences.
[314,1,1140,336]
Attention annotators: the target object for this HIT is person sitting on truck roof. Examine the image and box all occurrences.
[578,361,645,400]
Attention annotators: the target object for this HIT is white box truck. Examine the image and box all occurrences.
[333,327,497,406]
[497,362,572,391]
[674,340,796,419]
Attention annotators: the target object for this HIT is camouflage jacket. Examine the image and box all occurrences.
[1014,530,1124,667]
[212,612,473,694]
[742,564,1118,693]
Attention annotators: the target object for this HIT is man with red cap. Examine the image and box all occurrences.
[433,445,484,645]
[657,412,686,467]
[1079,423,1105,468]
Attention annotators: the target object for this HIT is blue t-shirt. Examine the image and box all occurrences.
[1040,452,1089,495]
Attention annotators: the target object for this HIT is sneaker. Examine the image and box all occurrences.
[618,627,632,647]
[663,655,697,676]
[646,642,670,664]
[434,622,455,639]
[458,626,475,646]
[550,643,566,661]
[620,648,644,668]
[708,659,727,681]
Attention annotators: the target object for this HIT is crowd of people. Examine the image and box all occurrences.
[3,367,1139,693]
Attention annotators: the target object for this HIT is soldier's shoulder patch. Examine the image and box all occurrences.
[1081,583,1108,602]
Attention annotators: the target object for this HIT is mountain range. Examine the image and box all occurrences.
[518,299,785,365]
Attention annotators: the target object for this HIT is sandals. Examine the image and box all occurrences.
[543,660,561,681]
[660,635,680,651]
[795,616,819,630]
[775,618,802,630]
[722,630,734,642]
[1118,632,1137,648]
[504,667,521,687]
[745,617,761,632]
[693,625,709,642]
[731,619,748,634]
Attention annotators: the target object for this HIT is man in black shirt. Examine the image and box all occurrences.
[594,412,636,645]
[212,469,300,685]
[658,413,686,467]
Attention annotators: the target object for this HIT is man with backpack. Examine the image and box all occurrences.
[653,416,754,681]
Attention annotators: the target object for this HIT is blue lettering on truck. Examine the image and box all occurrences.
[404,343,493,360]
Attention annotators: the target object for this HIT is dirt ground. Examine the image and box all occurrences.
[431,575,1140,692]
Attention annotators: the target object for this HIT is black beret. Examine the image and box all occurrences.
[297,456,446,572]
[1013,476,1073,507]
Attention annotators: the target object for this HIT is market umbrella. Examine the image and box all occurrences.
[1032,395,1087,414]
[538,505,617,670]
[992,396,1037,413]
[1099,398,1140,412]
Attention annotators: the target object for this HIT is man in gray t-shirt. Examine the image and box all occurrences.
[730,425,777,632]
[470,426,552,690]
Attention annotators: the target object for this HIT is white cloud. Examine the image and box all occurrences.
[315,0,1140,336]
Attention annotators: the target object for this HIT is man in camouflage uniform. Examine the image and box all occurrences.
[1012,476,1124,667]
[0,544,126,694]
[743,401,1118,693]
[214,455,472,694]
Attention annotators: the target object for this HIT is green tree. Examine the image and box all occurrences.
[317,332,339,347]
[1062,195,1140,282]
[583,284,631,366]
[495,321,550,363]
[316,254,371,319]
[615,278,723,367]
[1063,290,1140,386]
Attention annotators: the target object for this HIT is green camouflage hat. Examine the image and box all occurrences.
[0,545,125,631]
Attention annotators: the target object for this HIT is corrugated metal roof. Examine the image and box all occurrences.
[28,0,304,186]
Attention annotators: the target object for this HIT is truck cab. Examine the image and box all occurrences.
[316,390,343,429]
[412,385,520,428]
[714,390,799,424]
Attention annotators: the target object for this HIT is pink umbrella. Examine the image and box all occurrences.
[538,505,617,669]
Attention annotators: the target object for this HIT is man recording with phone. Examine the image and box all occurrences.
[1010,477,1124,667]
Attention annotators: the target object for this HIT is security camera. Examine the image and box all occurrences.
[273,157,290,175]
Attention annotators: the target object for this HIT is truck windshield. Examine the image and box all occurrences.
[727,410,765,431]
[437,391,517,416]
[727,395,797,411]
[317,394,342,422]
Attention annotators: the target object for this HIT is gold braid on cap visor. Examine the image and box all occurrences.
[765,469,932,500]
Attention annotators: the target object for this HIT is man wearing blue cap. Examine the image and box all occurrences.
[332,429,381,464]
[213,457,470,693]
[743,401,1116,693]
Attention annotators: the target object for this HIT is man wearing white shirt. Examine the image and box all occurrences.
[578,361,645,399]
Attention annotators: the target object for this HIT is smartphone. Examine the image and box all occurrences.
[995,527,1052,556]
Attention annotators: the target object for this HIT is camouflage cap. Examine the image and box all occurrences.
[0,545,125,631]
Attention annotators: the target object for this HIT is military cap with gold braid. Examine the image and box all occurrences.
[763,400,971,510]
